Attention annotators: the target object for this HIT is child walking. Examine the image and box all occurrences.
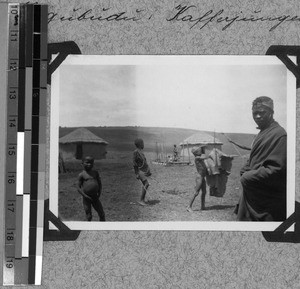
[77,156,105,221]
[133,138,151,206]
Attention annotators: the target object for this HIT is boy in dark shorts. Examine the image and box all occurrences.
[133,138,151,206]
[187,146,208,212]
[77,156,105,221]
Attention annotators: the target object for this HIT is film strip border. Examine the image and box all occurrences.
[3,3,47,285]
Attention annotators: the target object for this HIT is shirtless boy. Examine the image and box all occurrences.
[77,156,105,221]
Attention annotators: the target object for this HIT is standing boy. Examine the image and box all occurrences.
[77,156,105,221]
[187,146,208,212]
[133,138,151,206]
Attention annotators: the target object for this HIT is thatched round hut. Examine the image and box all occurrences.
[59,128,108,160]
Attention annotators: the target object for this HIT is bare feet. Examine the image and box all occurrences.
[138,201,147,206]
[186,207,193,212]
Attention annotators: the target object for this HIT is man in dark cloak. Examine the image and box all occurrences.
[237,96,287,221]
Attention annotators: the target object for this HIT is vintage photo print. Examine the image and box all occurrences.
[50,55,296,231]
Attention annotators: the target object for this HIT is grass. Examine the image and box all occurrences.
[59,126,254,156]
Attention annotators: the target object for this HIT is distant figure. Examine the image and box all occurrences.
[237,96,287,221]
[173,144,178,161]
[133,138,152,206]
[58,152,66,173]
[187,145,208,212]
[77,156,105,221]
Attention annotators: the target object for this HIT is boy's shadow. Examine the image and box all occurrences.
[204,205,235,211]
[147,200,160,206]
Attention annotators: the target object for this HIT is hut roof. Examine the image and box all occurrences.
[180,132,222,146]
[59,128,108,144]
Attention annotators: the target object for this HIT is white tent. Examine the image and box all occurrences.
[180,132,223,162]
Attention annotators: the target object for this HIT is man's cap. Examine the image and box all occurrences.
[252,96,274,112]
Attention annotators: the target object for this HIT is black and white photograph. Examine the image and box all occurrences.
[50,55,296,231]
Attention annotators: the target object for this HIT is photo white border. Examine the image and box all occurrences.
[50,55,296,231]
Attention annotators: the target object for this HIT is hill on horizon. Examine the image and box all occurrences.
[59,126,254,156]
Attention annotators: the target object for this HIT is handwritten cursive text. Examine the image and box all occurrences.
[167,5,300,31]
[48,7,145,24]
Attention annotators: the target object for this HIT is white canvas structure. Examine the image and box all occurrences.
[180,132,223,162]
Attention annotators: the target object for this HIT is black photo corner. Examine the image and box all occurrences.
[44,42,300,243]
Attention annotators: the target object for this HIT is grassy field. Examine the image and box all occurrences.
[59,126,254,156]
[58,148,248,222]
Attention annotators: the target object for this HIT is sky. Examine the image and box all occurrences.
[57,55,292,134]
